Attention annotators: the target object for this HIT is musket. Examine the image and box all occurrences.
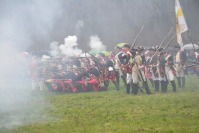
[86,51,101,62]
[184,61,199,68]
[70,56,90,59]
[159,27,173,48]
[184,64,198,68]
[43,71,68,75]
[147,27,173,59]
[146,34,175,82]
[128,25,145,83]
[192,61,199,65]
[163,34,176,51]
[130,25,145,49]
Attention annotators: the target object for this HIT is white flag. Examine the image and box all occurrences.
[175,0,188,47]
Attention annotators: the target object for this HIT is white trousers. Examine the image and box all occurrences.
[126,73,132,84]
[176,64,184,77]
[165,68,174,81]
[132,70,146,84]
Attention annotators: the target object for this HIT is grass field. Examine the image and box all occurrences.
[1,76,199,133]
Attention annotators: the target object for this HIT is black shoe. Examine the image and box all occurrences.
[126,84,130,94]
[177,77,182,88]
[182,77,185,88]
[170,80,176,92]
[154,80,159,92]
[132,83,138,95]
[144,81,151,94]
[161,81,167,93]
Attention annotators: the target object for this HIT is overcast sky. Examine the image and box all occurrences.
[0,0,198,52]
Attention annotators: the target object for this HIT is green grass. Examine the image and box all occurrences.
[1,76,199,133]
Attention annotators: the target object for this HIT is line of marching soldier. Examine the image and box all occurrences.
[112,43,188,95]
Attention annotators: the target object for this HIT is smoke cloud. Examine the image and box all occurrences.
[0,0,64,129]
[0,0,199,129]
[60,36,83,57]
[50,41,61,57]
[89,35,107,51]
[75,20,85,36]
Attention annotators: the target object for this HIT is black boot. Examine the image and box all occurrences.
[161,81,166,93]
[136,82,144,93]
[149,79,154,88]
[177,77,181,88]
[132,83,138,95]
[165,81,168,92]
[143,81,151,94]
[115,71,120,86]
[121,75,127,87]
[182,77,185,88]
[113,81,120,91]
[131,82,134,94]
[170,80,176,92]
[154,80,159,92]
[126,84,130,94]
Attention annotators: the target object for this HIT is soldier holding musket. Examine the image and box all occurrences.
[163,50,177,92]
[122,44,133,94]
[114,46,127,86]
[174,44,187,88]
[156,47,168,93]
[149,47,160,92]
[130,47,151,95]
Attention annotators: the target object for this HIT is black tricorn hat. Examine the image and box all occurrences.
[149,47,156,51]
[174,44,181,48]
[130,48,138,56]
[137,46,144,52]
[131,47,138,51]
[124,44,131,49]
[162,50,167,55]
[157,47,163,52]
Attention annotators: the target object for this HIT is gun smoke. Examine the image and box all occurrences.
[89,35,106,51]
[0,0,199,130]
[0,0,63,129]
[50,36,83,57]
[50,41,61,57]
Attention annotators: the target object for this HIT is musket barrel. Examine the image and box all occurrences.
[163,34,176,50]
[131,25,145,49]
[159,27,173,48]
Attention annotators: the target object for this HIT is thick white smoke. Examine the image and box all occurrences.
[50,36,82,57]
[0,0,63,129]
[49,19,84,58]
[60,36,82,57]
[42,55,51,62]
[50,41,61,57]
[0,45,34,128]
[89,35,107,51]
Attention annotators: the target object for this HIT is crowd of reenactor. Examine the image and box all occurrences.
[29,42,199,95]
[29,25,199,94]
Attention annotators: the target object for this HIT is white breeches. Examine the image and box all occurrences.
[126,73,132,84]
[166,69,174,81]
[132,70,146,84]
[176,64,184,77]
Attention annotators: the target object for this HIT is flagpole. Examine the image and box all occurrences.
[187,29,196,51]
[184,11,197,51]
[176,0,196,51]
